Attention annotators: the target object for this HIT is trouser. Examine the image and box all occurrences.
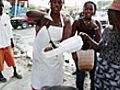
[0,46,16,71]
[76,52,97,90]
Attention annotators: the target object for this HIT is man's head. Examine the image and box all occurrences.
[0,0,4,15]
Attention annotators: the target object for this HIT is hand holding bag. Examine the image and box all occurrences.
[10,38,15,48]
[77,49,94,71]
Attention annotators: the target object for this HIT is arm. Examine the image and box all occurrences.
[84,19,102,42]
[71,20,79,36]
[61,15,72,41]
[71,20,79,60]
[80,32,101,52]
[26,10,47,22]
[94,20,102,42]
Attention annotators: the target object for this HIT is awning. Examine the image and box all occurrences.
[6,0,29,17]
[6,0,28,2]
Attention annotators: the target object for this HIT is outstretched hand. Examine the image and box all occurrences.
[79,32,89,41]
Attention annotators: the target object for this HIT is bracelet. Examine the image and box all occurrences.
[94,27,99,30]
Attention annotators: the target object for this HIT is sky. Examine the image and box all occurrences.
[3,0,110,9]
[29,0,99,8]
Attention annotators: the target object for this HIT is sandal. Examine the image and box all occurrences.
[0,77,7,82]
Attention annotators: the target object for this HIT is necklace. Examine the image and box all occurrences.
[83,19,93,30]
[54,22,62,26]
[83,19,92,24]
[50,21,62,27]
[51,15,62,27]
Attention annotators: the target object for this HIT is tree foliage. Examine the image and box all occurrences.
[96,0,113,11]
[28,4,36,10]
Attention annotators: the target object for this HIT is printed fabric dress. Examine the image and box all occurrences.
[95,26,120,90]
[31,11,64,89]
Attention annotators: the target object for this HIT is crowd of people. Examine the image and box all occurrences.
[0,0,120,90]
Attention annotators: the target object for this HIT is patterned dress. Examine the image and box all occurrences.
[94,26,120,90]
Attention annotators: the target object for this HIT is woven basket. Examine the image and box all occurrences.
[77,49,94,71]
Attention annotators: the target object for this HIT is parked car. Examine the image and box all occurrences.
[93,11,108,29]
[11,13,35,29]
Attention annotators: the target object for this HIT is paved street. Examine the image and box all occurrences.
[13,27,35,58]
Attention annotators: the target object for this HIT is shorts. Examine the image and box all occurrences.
[0,46,16,71]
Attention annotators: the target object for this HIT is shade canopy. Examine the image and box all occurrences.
[7,0,28,2]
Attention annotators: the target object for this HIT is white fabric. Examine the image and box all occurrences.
[0,13,13,48]
[70,16,74,25]
[42,36,83,58]
[31,11,64,89]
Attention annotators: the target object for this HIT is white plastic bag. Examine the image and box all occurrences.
[42,36,83,58]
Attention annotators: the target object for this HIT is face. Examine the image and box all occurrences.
[0,1,4,15]
[50,0,64,14]
[83,3,95,19]
[108,11,113,25]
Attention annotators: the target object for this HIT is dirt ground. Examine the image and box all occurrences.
[0,54,91,90]
[0,33,90,90]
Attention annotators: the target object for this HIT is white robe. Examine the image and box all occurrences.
[31,12,64,90]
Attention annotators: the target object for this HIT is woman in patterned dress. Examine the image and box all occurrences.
[80,7,120,90]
